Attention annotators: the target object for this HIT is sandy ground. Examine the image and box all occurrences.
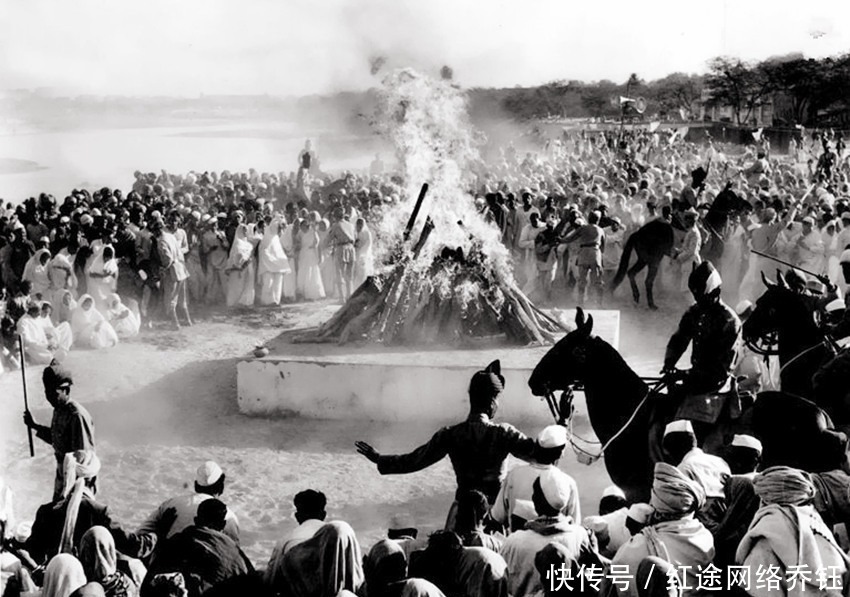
[0,281,684,567]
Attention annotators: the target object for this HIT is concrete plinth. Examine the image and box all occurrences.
[237,309,619,424]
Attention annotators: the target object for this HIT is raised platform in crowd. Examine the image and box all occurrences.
[236,309,619,425]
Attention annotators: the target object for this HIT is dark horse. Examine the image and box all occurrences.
[529,307,846,501]
[700,185,752,265]
[610,219,675,310]
[743,271,850,433]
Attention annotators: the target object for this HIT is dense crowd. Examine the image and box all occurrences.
[2,359,850,597]
[3,129,850,595]
[0,141,390,371]
[3,131,850,370]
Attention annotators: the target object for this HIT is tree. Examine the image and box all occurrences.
[440,65,454,81]
[705,56,775,125]
[651,73,704,119]
[580,81,620,119]
[758,56,821,124]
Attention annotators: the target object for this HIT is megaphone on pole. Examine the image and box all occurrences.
[619,97,647,114]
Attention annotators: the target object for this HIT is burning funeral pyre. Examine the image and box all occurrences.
[298,69,566,345]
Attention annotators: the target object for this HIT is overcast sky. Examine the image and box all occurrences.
[2,0,849,97]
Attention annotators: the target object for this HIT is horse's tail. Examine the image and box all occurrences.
[611,232,637,289]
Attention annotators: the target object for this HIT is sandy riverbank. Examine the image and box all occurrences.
[0,292,679,565]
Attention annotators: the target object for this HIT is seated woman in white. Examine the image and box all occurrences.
[107,293,140,339]
[39,301,73,356]
[16,304,56,364]
[71,294,119,349]
[53,290,77,326]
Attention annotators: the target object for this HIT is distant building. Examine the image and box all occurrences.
[699,90,774,127]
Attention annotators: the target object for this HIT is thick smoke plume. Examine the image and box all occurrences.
[371,68,514,295]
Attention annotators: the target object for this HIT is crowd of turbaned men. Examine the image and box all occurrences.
[1,354,849,597]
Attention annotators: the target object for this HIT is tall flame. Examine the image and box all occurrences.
[371,68,514,290]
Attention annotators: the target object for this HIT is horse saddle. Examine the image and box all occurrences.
[675,377,751,425]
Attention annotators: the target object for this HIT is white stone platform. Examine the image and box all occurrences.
[236,309,619,424]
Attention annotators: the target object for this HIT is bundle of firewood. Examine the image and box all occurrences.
[295,184,566,346]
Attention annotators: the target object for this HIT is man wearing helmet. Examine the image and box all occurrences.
[663,261,741,392]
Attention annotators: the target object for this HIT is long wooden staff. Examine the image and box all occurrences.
[18,335,35,457]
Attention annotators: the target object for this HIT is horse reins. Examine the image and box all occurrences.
[778,339,836,375]
[544,376,667,465]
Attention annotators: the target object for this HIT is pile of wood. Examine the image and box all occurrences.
[295,184,566,346]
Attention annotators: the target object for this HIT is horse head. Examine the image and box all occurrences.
[528,307,594,397]
[742,270,791,351]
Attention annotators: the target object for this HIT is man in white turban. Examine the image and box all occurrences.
[26,450,158,565]
[736,466,850,597]
[602,463,714,597]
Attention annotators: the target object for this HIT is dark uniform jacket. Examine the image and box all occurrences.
[664,299,742,394]
[377,413,537,502]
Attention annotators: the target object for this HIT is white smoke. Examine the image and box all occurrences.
[371,68,515,298]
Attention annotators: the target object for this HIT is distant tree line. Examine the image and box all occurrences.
[466,53,850,128]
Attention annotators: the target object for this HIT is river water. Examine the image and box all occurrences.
[0,120,390,201]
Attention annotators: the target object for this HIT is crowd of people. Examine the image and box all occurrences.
[2,353,849,597]
[3,130,850,370]
[3,128,850,596]
[0,141,385,372]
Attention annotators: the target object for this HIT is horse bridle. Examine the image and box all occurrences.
[541,376,667,465]
[744,331,780,357]
[540,382,581,426]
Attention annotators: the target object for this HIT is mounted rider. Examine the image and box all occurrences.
[661,261,743,443]
[782,268,840,316]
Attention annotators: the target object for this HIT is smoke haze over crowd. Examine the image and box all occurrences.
[2,0,850,97]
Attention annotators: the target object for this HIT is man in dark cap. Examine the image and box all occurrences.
[356,360,540,530]
[23,362,96,500]
[660,261,741,445]
[663,261,741,391]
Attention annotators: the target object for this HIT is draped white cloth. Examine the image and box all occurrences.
[54,290,77,326]
[85,244,118,313]
[16,313,55,364]
[226,224,256,307]
[22,248,52,299]
[353,225,374,289]
[39,312,73,356]
[258,219,292,306]
[296,228,325,300]
[280,224,297,300]
[71,295,118,349]
[48,250,77,298]
[107,293,140,338]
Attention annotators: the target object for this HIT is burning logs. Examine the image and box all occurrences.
[295,194,565,346]
[296,71,568,347]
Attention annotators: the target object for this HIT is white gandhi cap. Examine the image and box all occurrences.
[537,468,572,511]
[664,419,694,436]
[513,499,538,522]
[731,434,763,455]
[537,425,568,449]
[626,503,654,524]
[195,461,223,486]
[602,485,626,499]
[826,298,845,313]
